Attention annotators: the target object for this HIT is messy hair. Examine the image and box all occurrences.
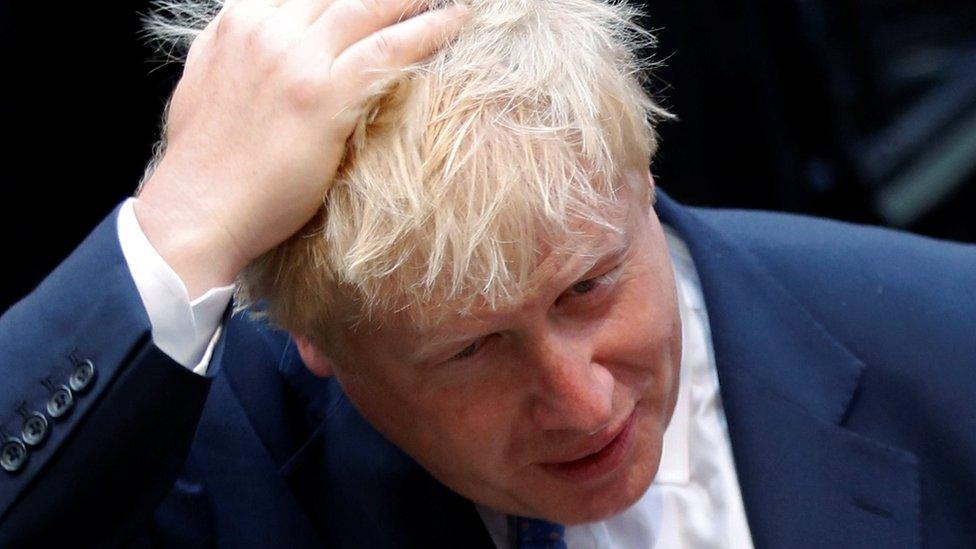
[145,0,671,345]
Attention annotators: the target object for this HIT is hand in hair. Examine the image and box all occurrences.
[133,0,469,298]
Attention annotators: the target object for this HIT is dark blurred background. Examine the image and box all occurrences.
[2,0,975,312]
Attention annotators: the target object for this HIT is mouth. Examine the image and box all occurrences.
[538,408,638,483]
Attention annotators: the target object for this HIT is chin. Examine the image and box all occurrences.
[551,461,660,526]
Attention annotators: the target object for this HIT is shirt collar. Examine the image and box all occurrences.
[653,224,699,486]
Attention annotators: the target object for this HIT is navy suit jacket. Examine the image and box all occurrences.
[1,191,974,548]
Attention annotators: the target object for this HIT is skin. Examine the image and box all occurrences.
[297,180,683,524]
[135,0,470,297]
[135,0,681,525]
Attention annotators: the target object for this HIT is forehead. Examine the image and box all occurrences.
[340,200,642,356]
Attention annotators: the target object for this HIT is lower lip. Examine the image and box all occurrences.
[540,410,637,483]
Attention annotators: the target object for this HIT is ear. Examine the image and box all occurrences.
[292,334,335,378]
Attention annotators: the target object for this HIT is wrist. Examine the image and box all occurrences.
[132,192,245,300]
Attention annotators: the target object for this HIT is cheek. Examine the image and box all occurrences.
[341,366,520,485]
[336,374,416,441]
[602,269,679,385]
[439,399,517,484]
[595,244,682,441]
[419,371,524,472]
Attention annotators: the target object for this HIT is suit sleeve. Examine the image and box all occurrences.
[0,203,221,546]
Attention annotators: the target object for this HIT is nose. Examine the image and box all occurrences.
[528,334,615,434]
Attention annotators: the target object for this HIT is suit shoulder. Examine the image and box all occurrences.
[690,206,976,302]
[689,205,976,385]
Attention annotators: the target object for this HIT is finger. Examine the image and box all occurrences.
[223,0,282,8]
[185,4,229,65]
[274,0,340,26]
[234,0,287,6]
[213,0,277,39]
[184,0,284,78]
[329,4,468,98]
[311,0,431,55]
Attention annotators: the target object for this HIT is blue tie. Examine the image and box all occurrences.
[511,516,567,549]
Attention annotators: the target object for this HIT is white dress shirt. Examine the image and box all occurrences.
[117,200,754,547]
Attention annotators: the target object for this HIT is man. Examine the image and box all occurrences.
[1,0,974,547]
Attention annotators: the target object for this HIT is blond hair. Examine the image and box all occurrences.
[145,0,670,346]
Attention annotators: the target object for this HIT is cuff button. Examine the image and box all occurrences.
[69,359,96,393]
[47,386,74,419]
[1,439,28,473]
[21,413,49,446]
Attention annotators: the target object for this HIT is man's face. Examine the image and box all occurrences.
[317,182,682,524]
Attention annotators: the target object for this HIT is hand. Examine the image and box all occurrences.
[134,0,469,298]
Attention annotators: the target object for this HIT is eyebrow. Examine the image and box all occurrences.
[403,325,484,365]
[405,236,634,363]
[563,231,632,283]
[580,238,630,273]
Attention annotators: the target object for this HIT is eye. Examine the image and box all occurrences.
[564,266,622,300]
[452,337,486,361]
[570,278,600,295]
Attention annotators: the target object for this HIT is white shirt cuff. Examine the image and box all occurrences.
[116,198,235,374]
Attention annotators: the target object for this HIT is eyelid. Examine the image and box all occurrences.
[559,263,624,305]
[450,334,489,361]
[593,265,623,286]
[580,263,623,291]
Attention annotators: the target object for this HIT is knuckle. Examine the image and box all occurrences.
[215,5,247,35]
[249,25,288,57]
[216,4,267,41]
[285,73,331,110]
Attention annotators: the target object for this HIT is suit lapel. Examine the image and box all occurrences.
[655,191,920,548]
